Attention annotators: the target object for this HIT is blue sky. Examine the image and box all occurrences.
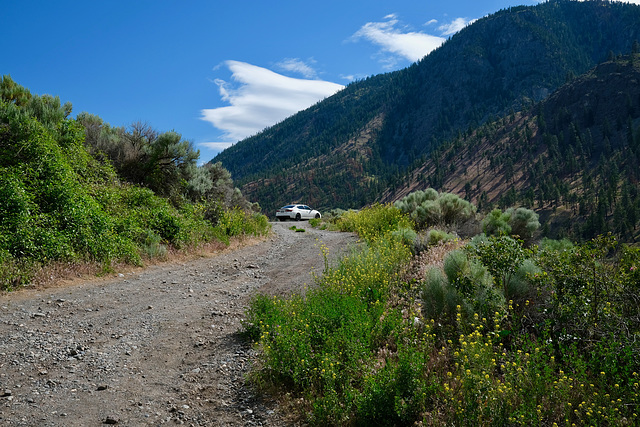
[4,0,635,164]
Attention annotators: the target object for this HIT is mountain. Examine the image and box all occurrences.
[212,0,640,222]
[382,53,640,241]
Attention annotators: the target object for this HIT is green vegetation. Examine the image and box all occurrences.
[334,203,413,244]
[395,188,476,229]
[245,196,640,425]
[482,207,540,245]
[0,76,269,290]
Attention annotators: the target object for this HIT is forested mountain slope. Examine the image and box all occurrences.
[213,0,640,216]
[382,53,640,242]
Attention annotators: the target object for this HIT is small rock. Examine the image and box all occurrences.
[97,385,108,391]
[1,390,12,397]
[104,416,119,424]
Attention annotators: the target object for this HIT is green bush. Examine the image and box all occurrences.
[507,207,540,243]
[482,208,512,236]
[427,229,456,246]
[140,230,168,259]
[395,189,476,230]
[482,207,540,245]
[391,226,417,248]
[421,267,461,325]
[467,234,528,292]
[505,258,540,302]
[442,250,502,319]
[0,84,270,288]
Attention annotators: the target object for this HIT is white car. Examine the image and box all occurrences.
[275,204,321,221]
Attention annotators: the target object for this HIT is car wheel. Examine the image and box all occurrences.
[295,213,301,221]
[278,217,286,222]
[315,213,320,219]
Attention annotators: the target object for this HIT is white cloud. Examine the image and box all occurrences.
[438,17,476,36]
[200,60,344,148]
[199,141,235,151]
[275,58,318,79]
[351,15,476,68]
[352,16,445,66]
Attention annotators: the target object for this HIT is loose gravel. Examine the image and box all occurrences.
[0,221,357,426]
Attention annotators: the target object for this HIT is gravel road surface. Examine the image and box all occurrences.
[0,221,357,426]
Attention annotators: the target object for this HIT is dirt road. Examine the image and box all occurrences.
[0,221,357,426]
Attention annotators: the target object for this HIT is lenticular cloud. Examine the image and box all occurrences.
[201,61,344,146]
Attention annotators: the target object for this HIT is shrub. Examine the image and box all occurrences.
[395,189,476,230]
[443,249,470,285]
[482,208,511,236]
[140,230,167,259]
[152,209,181,243]
[505,258,540,302]
[421,267,460,324]
[442,249,503,318]
[482,207,540,245]
[439,192,476,225]
[391,226,417,248]
[308,217,321,228]
[426,229,456,246]
[536,235,640,370]
[467,234,528,292]
[506,207,540,244]
[412,229,456,254]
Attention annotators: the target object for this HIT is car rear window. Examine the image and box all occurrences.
[282,205,294,208]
